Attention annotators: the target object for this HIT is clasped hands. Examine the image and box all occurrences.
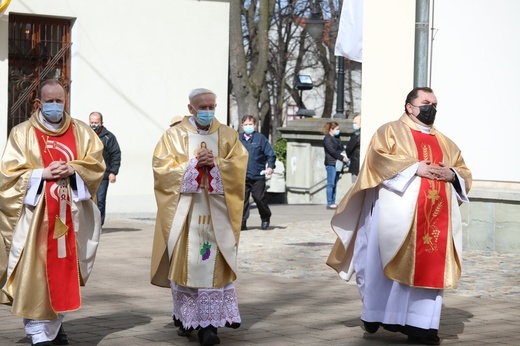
[196,148,215,168]
[42,161,75,180]
[416,160,454,182]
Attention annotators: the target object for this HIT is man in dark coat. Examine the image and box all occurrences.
[239,115,276,230]
[89,112,122,225]
[346,115,361,182]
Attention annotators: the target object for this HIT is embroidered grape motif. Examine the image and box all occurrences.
[200,242,211,261]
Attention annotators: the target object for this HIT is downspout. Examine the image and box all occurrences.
[414,0,430,87]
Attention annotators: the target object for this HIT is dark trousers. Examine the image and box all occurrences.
[242,178,272,224]
[96,179,109,226]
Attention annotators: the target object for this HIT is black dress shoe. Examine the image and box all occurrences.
[363,321,380,334]
[261,220,269,230]
[225,321,241,329]
[407,335,440,345]
[177,325,195,336]
[241,223,247,231]
[52,326,68,345]
[198,326,220,346]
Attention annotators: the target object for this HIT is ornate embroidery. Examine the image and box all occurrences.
[208,164,224,194]
[172,285,241,329]
[411,130,449,288]
[418,141,445,252]
[181,158,201,193]
[422,179,444,252]
[198,215,212,261]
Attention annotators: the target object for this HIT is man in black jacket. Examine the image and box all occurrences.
[89,112,122,226]
[346,115,361,182]
[239,115,276,230]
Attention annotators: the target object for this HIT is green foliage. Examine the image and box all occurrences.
[273,136,287,169]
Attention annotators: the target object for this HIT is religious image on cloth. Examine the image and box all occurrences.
[185,132,219,288]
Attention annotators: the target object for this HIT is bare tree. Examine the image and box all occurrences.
[229,0,357,141]
[229,1,274,121]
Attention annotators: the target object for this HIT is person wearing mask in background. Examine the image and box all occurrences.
[151,88,248,346]
[0,79,105,346]
[323,121,348,209]
[327,87,472,345]
[346,115,361,182]
[89,112,121,226]
[239,115,276,231]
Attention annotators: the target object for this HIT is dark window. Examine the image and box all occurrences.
[8,14,72,134]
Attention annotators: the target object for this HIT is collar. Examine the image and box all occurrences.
[189,117,210,134]
[39,111,63,131]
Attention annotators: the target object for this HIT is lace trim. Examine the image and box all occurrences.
[171,283,241,329]
[208,163,224,194]
[181,158,201,193]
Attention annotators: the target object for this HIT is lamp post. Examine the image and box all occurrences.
[304,2,346,119]
[305,6,326,41]
[333,57,345,118]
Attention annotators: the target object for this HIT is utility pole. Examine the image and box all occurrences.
[414,0,430,87]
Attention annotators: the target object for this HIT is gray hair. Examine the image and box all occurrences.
[189,88,216,103]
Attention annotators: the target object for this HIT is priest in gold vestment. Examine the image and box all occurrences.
[327,87,472,345]
[0,80,105,346]
[151,88,247,346]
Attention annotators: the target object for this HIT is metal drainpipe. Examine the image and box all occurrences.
[414,0,430,87]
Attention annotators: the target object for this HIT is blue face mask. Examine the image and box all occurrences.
[243,125,255,135]
[333,129,340,137]
[42,102,64,123]
[195,110,215,126]
[353,123,360,132]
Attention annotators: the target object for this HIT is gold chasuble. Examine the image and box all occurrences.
[151,117,248,289]
[326,114,472,290]
[0,111,105,320]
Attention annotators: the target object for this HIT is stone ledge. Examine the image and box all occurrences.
[469,181,520,202]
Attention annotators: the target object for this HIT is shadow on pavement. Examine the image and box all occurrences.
[66,312,151,344]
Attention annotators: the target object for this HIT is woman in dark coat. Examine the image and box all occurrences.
[323,121,348,209]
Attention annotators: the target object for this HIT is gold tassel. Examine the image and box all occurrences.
[54,216,69,239]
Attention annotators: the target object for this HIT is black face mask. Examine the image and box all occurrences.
[415,104,437,125]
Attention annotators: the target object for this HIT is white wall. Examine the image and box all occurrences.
[1,0,230,213]
[362,0,520,185]
[431,0,520,182]
[361,0,415,158]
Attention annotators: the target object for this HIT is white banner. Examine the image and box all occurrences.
[335,0,363,62]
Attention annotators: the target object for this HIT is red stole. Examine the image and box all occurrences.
[411,130,449,288]
[35,124,81,312]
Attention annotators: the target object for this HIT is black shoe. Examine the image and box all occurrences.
[198,326,220,346]
[177,325,195,336]
[363,321,380,334]
[407,335,440,345]
[261,220,269,230]
[33,342,52,346]
[52,326,68,345]
[241,222,247,231]
[225,321,241,329]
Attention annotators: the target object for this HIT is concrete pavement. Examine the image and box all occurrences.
[1,204,520,345]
